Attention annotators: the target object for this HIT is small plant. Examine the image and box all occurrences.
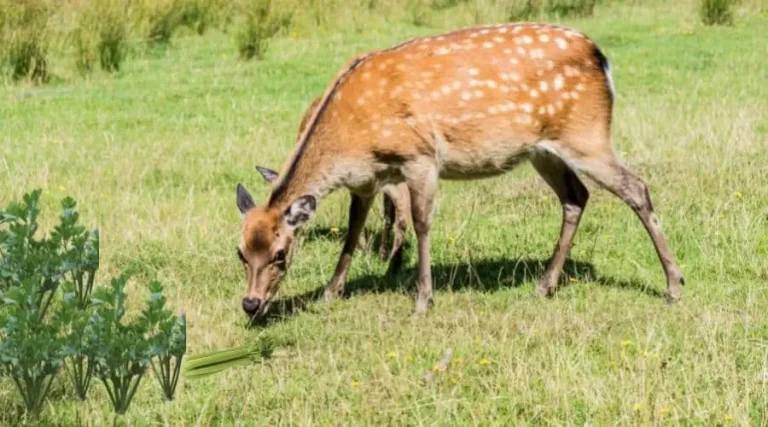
[52,197,100,309]
[90,274,152,414]
[700,0,735,26]
[0,278,65,415]
[142,281,186,401]
[57,291,97,400]
[0,190,63,320]
[235,0,292,60]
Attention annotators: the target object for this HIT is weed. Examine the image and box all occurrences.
[235,0,292,60]
[700,0,735,25]
[407,0,431,27]
[0,1,50,82]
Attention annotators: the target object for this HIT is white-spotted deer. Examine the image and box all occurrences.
[235,23,685,318]
[253,97,411,272]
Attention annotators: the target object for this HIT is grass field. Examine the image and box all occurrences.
[2,0,768,425]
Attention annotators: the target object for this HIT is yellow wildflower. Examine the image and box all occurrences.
[478,358,490,366]
[450,377,458,384]
[734,191,742,199]
[659,407,670,415]
[633,403,644,411]
[454,357,463,365]
[432,364,443,372]
[386,351,397,359]
[621,339,633,347]
[447,236,455,245]
[724,415,733,422]
[351,381,360,387]
[330,227,340,233]
[405,355,413,363]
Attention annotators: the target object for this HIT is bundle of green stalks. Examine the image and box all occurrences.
[182,338,274,380]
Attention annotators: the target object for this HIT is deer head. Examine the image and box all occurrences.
[235,180,316,318]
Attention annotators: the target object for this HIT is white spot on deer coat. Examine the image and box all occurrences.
[555,38,567,50]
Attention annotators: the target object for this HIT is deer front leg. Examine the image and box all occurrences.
[407,168,438,315]
[323,194,374,302]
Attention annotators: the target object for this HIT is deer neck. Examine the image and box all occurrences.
[266,131,349,211]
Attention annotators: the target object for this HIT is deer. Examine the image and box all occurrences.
[235,22,685,319]
[252,97,412,272]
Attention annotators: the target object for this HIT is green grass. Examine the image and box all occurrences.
[2,1,768,424]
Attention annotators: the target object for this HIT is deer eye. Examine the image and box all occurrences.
[237,248,247,265]
[273,249,286,264]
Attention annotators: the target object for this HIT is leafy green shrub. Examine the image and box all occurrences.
[700,0,735,25]
[235,0,292,60]
[142,282,186,401]
[90,274,152,414]
[0,190,65,320]
[1,189,186,415]
[0,279,66,415]
[57,291,97,400]
[0,0,50,82]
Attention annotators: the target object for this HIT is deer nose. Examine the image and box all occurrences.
[242,297,261,316]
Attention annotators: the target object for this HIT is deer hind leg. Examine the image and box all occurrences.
[563,145,685,302]
[384,183,411,275]
[379,193,395,261]
[323,193,374,302]
[406,166,438,315]
[530,152,590,297]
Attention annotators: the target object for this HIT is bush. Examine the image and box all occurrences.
[0,1,50,82]
[700,0,735,25]
[235,0,292,60]
[0,189,187,416]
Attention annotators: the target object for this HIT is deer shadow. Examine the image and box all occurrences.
[248,254,663,329]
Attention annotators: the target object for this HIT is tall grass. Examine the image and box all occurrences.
[0,0,50,82]
[235,0,292,60]
[700,0,736,25]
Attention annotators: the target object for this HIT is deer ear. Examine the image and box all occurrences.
[255,166,279,183]
[283,195,316,229]
[236,183,255,216]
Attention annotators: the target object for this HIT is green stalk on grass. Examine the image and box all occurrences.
[182,337,273,380]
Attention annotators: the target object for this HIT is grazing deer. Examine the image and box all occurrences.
[254,97,411,271]
[235,23,685,318]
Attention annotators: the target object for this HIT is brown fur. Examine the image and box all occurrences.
[236,23,684,318]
